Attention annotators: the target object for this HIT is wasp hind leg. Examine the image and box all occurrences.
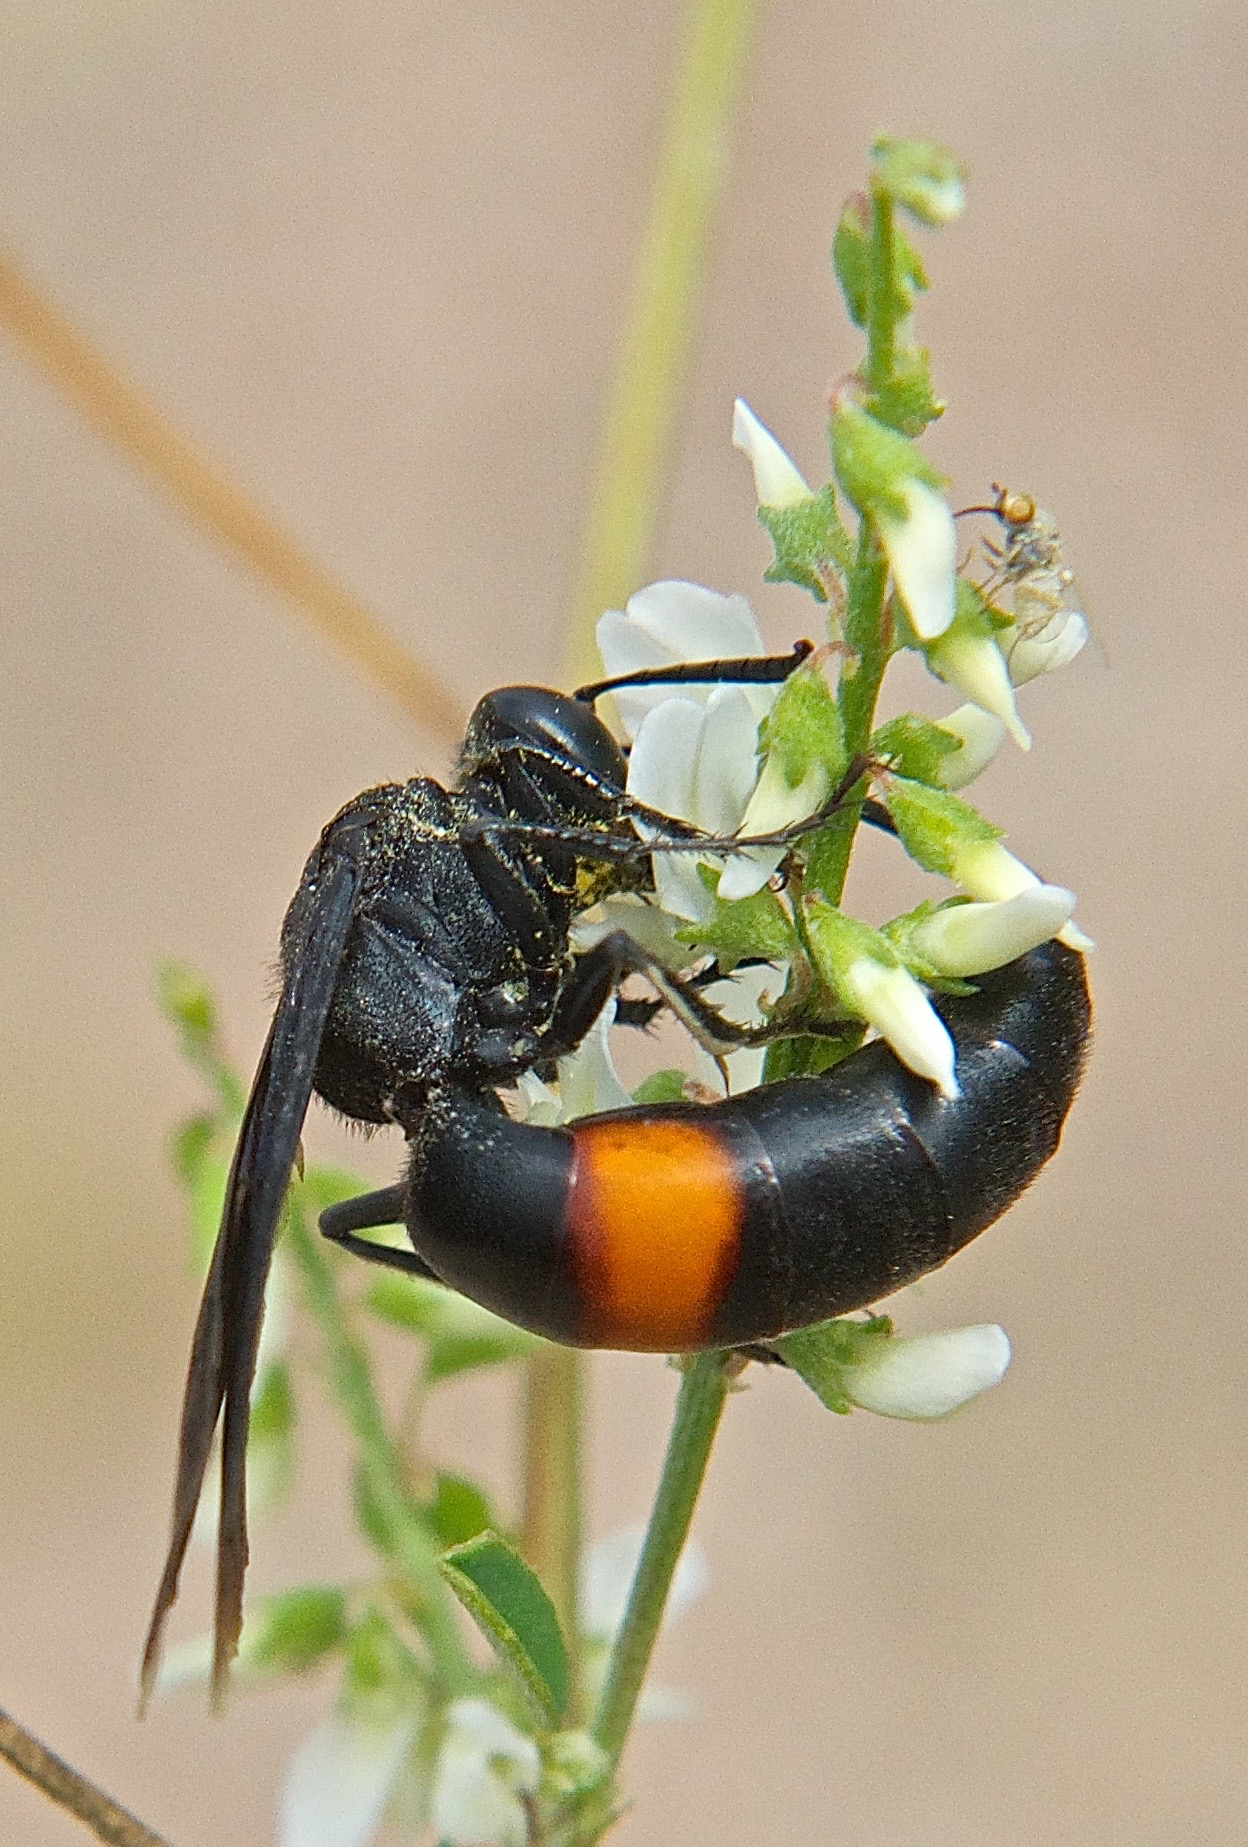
[318,1183,445,1280]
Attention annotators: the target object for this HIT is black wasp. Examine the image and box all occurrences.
[141,641,1089,1705]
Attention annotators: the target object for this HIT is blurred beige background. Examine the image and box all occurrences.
[1,1,1245,1841]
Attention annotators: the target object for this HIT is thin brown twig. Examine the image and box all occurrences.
[0,249,464,746]
[0,1706,172,1847]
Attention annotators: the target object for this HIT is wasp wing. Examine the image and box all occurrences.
[140,846,363,1710]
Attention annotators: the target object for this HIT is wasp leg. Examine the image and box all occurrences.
[319,1184,445,1281]
[463,753,871,864]
[547,929,854,1065]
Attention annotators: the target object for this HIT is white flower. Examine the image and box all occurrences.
[514,998,633,1127]
[839,957,959,1099]
[716,753,829,904]
[279,1712,418,1847]
[431,1699,540,1847]
[950,838,1094,952]
[931,703,1008,790]
[731,398,812,508]
[595,579,829,913]
[909,887,1076,978]
[878,478,957,641]
[1003,605,1089,685]
[626,688,762,922]
[595,581,772,742]
[841,1324,1011,1420]
[925,626,1030,749]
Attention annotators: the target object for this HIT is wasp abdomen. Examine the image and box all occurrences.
[405,943,1091,1353]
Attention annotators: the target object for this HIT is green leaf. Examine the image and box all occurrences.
[158,960,246,1116]
[866,343,943,438]
[631,1068,689,1105]
[426,1472,494,1549]
[440,1532,568,1725]
[157,960,218,1044]
[831,401,943,523]
[776,1315,892,1413]
[759,662,847,788]
[188,1150,231,1272]
[299,1164,376,1214]
[343,1607,425,1719]
[880,776,1001,879]
[758,484,850,601]
[803,899,901,993]
[250,1360,294,1444]
[832,197,927,329]
[676,873,797,968]
[871,713,961,786]
[832,194,871,326]
[244,1584,349,1675]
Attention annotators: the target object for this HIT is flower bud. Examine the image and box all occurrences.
[932,702,1008,788]
[877,478,957,642]
[1003,607,1089,685]
[732,398,812,509]
[841,1324,1011,1420]
[841,956,959,1098]
[831,401,955,641]
[950,838,1093,952]
[925,622,1030,749]
[871,137,968,226]
[909,887,1076,977]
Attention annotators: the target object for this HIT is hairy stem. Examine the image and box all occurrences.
[590,1354,731,1771]
[0,1706,172,1847]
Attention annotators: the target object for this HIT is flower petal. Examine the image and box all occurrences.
[841,1324,1011,1420]
[840,957,959,1098]
[596,582,766,740]
[432,1701,540,1847]
[732,398,812,509]
[926,628,1030,749]
[1003,605,1089,685]
[932,703,1008,789]
[878,479,956,641]
[715,755,828,903]
[556,1001,634,1122]
[910,887,1076,977]
[280,1714,417,1847]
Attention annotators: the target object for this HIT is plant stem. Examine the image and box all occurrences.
[0,1706,172,1847]
[864,183,896,399]
[563,0,757,687]
[590,1353,731,1769]
[284,1207,474,1692]
[520,1344,584,1703]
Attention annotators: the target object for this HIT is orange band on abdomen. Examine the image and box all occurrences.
[566,1116,745,1349]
